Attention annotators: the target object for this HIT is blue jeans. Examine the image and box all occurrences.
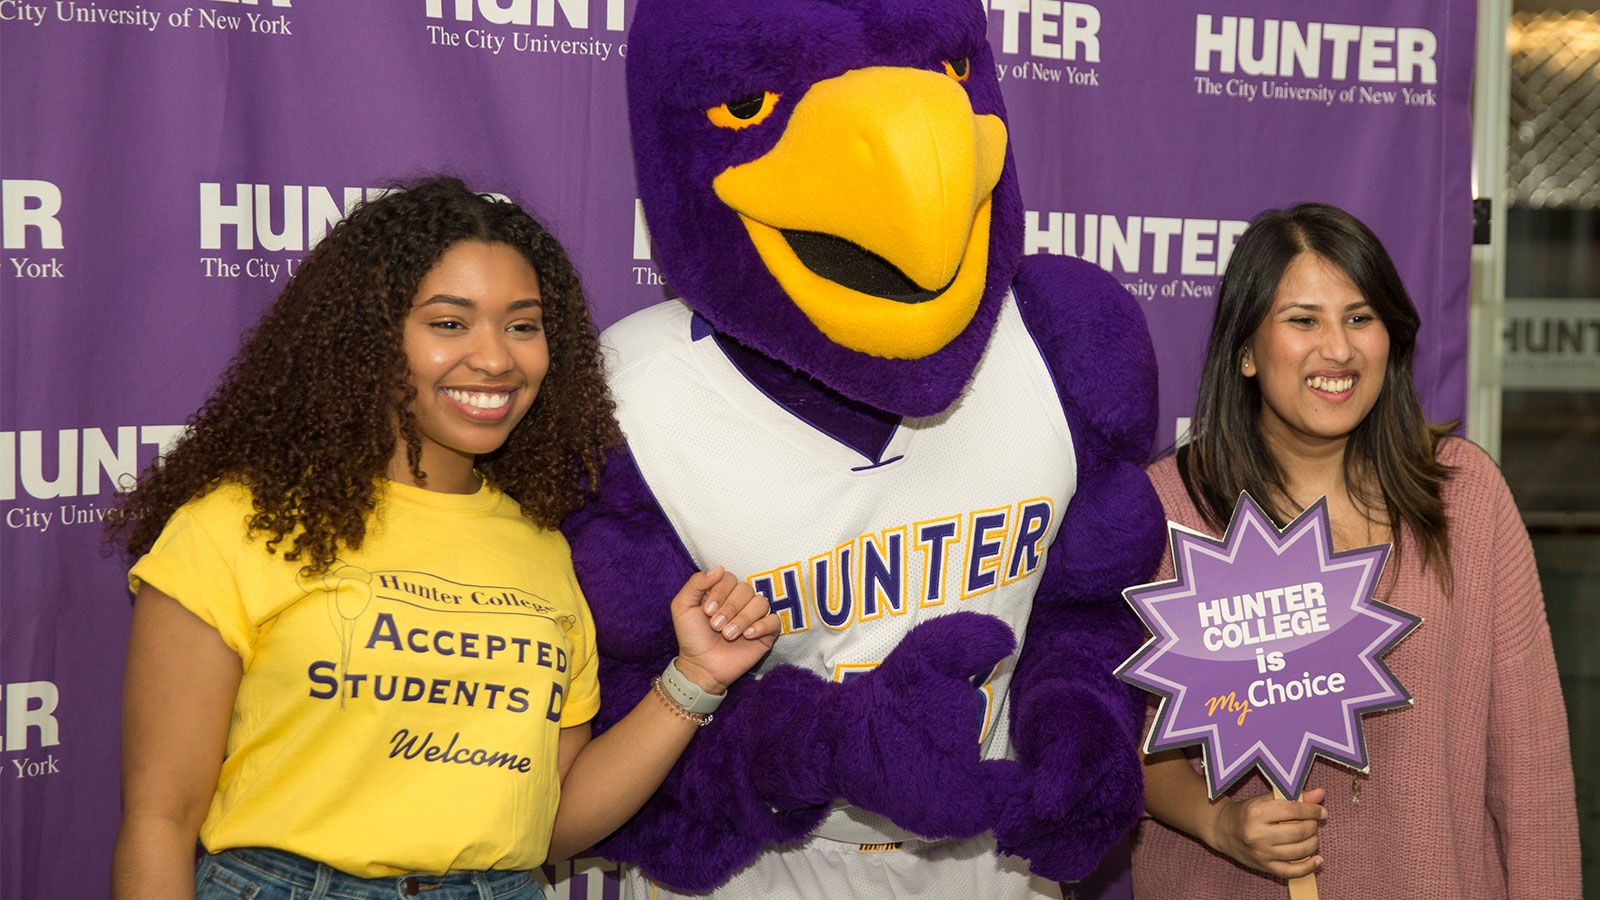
[195,847,547,900]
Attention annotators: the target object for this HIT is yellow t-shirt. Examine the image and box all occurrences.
[129,479,600,877]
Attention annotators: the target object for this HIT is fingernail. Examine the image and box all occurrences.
[723,624,739,638]
[1314,856,1324,867]
[743,626,757,638]
[1319,809,1328,820]
[705,601,719,615]
[711,614,726,629]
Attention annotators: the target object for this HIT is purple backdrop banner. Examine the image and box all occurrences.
[0,2,1473,897]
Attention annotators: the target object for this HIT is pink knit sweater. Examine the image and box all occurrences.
[1131,438,1580,899]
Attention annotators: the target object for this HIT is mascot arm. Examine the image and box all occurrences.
[563,447,823,890]
[994,254,1167,881]
[564,448,1015,891]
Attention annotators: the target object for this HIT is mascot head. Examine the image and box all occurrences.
[627,0,1024,417]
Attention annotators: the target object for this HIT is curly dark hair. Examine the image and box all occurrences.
[108,176,621,575]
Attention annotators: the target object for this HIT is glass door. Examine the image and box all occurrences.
[1499,4,1600,891]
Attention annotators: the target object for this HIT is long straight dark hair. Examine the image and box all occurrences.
[1183,203,1453,587]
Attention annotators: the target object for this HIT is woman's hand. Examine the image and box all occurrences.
[1206,787,1326,879]
[669,567,778,694]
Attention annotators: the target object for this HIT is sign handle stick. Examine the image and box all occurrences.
[1271,786,1321,900]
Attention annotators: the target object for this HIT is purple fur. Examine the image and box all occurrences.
[992,267,1167,881]
[563,448,690,667]
[564,454,1029,890]
[566,334,1164,888]
[565,454,1025,888]
[993,466,1163,881]
[626,0,1024,417]
[570,0,1167,889]
[1013,253,1161,465]
[586,657,832,890]
[745,613,1018,838]
[564,449,829,888]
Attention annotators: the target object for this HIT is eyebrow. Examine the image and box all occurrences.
[418,294,542,310]
[1279,300,1373,313]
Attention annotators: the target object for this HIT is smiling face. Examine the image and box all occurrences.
[393,240,548,492]
[1245,251,1390,453]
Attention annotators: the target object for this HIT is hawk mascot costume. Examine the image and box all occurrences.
[562,0,1165,895]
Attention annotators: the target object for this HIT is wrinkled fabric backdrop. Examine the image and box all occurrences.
[0,2,1473,897]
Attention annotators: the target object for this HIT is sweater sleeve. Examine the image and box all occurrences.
[1481,463,1581,899]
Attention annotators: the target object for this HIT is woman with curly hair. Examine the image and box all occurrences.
[109,177,777,900]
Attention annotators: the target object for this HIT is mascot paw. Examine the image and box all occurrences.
[831,613,1017,839]
[993,738,1141,882]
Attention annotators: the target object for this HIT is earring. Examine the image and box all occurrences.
[1241,356,1253,375]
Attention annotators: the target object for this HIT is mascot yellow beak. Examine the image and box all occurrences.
[713,67,1008,359]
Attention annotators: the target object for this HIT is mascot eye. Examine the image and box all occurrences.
[707,91,780,130]
[942,58,971,82]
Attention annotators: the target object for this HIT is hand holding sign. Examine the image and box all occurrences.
[1210,786,1327,880]
[1118,492,1419,896]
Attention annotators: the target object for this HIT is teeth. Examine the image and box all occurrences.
[1306,376,1354,393]
[443,388,511,410]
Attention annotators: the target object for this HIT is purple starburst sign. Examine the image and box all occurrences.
[1117,492,1420,800]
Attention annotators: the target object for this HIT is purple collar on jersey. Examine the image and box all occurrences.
[697,317,901,465]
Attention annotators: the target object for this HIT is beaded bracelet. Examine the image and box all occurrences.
[651,676,714,727]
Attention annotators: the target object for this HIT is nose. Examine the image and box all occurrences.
[1320,323,1355,364]
[466,328,514,375]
